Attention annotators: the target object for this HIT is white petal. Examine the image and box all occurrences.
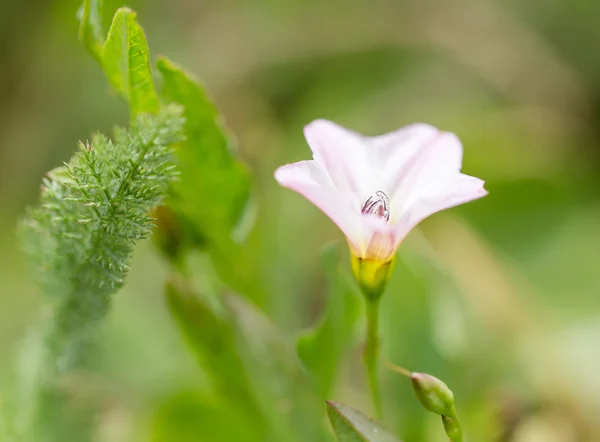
[393,173,487,245]
[377,128,464,214]
[303,119,372,198]
[276,120,487,260]
[274,159,333,189]
[369,123,441,179]
[274,160,363,249]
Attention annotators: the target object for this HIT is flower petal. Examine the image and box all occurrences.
[276,120,487,261]
[274,160,363,249]
[379,128,464,215]
[274,159,333,189]
[393,173,487,245]
[370,123,441,181]
[373,127,486,249]
[303,119,372,198]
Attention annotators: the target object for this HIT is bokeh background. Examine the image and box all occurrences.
[1,0,600,441]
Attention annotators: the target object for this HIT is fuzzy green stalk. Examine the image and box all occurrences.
[19,107,183,441]
[362,296,382,418]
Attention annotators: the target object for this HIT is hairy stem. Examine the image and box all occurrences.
[19,107,183,442]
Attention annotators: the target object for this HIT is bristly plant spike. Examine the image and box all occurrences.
[19,105,184,441]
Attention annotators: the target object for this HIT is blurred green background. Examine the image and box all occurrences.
[1,0,600,441]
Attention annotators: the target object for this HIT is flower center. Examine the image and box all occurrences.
[361,191,390,221]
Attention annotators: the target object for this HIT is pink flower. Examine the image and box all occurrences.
[275,120,487,262]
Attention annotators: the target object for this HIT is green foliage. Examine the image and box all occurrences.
[80,1,159,116]
[78,0,103,61]
[8,2,194,441]
[102,8,160,115]
[165,278,267,439]
[80,0,254,289]
[297,246,361,397]
[156,57,252,252]
[23,105,183,305]
[19,105,184,441]
[225,293,332,442]
[151,388,265,442]
[326,402,401,442]
[3,0,600,440]
[165,277,332,442]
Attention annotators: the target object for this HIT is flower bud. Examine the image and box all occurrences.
[351,255,394,300]
[411,372,456,417]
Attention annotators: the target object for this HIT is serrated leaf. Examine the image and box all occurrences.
[79,4,253,249]
[79,3,160,115]
[326,402,401,442]
[156,56,252,248]
[297,245,361,397]
[80,4,258,293]
[101,7,160,115]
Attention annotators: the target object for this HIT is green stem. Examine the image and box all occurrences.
[363,297,382,418]
[442,414,463,442]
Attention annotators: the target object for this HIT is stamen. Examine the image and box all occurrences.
[361,191,390,221]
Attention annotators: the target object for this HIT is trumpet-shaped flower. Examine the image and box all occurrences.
[275,120,487,263]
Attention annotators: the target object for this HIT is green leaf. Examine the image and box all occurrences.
[223,293,332,442]
[164,278,277,441]
[79,6,254,257]
[297,246,361,397]
[79,2,160,115]
[156,56,252,249]
[164,277,264,419]
[101,7,160,115]
[79,3,258,294]
[166,274,331,442]
[151,389,265,442]
[326,402,401,442]
[78,0,103,61]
